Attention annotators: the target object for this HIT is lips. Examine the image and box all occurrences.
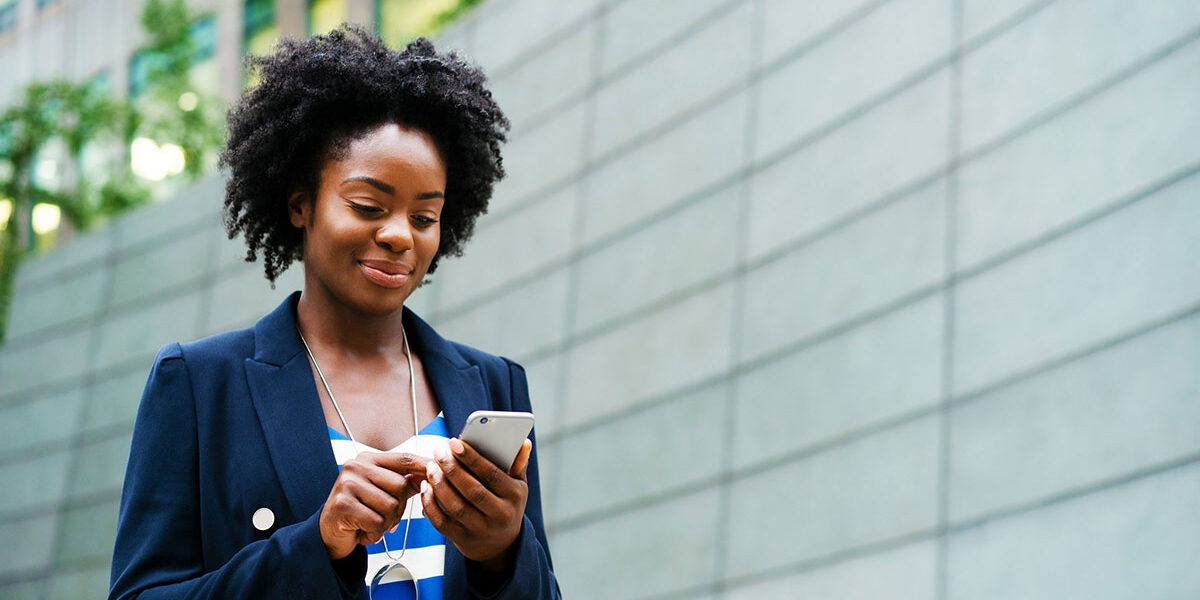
[358,259,415,288]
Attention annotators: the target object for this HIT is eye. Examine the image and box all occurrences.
[349,202,384,216]
[413,214,440,228]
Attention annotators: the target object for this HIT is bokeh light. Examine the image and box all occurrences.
[31,203,61,235]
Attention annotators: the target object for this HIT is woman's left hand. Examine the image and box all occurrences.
[421,437,531,574]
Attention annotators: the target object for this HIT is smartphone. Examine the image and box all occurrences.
[459,410,534,471]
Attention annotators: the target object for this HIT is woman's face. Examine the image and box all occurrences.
[289,123,447,317]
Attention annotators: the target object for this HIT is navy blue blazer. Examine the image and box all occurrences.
[110,293,561,599]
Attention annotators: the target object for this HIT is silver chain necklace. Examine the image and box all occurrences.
[297,323,422,597]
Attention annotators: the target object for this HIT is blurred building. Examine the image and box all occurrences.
[2,0,1199,598]
[0,0,457,109]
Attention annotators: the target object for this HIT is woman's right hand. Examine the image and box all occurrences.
[319,452,429,560]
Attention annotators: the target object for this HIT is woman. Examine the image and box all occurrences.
[110,26,560,599]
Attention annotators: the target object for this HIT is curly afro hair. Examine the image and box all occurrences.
[220,25,509,283]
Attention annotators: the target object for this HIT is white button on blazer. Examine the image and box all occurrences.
[252,507,275,531]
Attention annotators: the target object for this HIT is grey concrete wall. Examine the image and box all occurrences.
[0,177,309,598]
[1,0,1198,597]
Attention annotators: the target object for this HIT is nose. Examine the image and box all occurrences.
[375,217,414,253]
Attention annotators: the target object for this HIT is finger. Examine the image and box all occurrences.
[349,460,416,504]
[439,443,511,514]
[426,455,485,525]
[509,439,532,479]
[419,479,464,539]
[326,489,389,541]
[333,473,406,530]
[341,460,411,516]
[398,473,424,499]
[368,451,434,478]
[357,529,383,547]
[449,439,512,497]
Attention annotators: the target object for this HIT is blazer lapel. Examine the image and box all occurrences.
[403,307,488,438]
[244,294,339,521]
[239,294,488,523]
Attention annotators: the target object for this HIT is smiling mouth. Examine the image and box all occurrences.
[358,260,413,288]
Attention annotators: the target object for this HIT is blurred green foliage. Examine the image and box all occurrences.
[430,0,484,31]
[0,0,222,342]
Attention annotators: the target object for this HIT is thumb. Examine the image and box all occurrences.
[508,439,532,479]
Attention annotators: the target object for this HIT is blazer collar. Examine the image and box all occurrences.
[244,292,486,519]
[250,291,307,367]
[243,293,332,520]
[399,299,487,438]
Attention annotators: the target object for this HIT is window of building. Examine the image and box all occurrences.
[189,15,218,95]
[128,50,167,99]
[0,0,18,34]
[0,129,13,185]
[192,15,216,62]
[244,0,278,56]
[128,15,219,99]
[79,71,112,184]
[89,70,110,91]
[308,0,345,37]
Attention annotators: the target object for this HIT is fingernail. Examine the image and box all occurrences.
[433,445,449,462]
[426,461,442,484]
[375,535,384,544]
[449,438,464,455]
[389,524,398,534]
[420,480,431,495]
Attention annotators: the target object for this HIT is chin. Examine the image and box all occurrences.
[339,285,409,318]
[370,292,412,315]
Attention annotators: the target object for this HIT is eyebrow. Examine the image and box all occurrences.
[341,176,444,200]
[342,176,395,195]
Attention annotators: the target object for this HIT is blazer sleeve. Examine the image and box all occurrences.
[455,359,563,600]
[109,344,366,600]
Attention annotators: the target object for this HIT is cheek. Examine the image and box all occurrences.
[308,228,361,270]
[319,213,367,245]
[423,225,442,255]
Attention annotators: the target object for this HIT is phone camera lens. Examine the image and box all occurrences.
[480,417,489,424]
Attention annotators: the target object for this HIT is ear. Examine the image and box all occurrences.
[287,186,310,229]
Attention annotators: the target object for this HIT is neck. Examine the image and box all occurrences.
[294,288,410,358]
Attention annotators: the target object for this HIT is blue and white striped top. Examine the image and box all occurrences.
[329,414,449,599]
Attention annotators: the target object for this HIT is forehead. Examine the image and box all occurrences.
[321,123,446,184]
